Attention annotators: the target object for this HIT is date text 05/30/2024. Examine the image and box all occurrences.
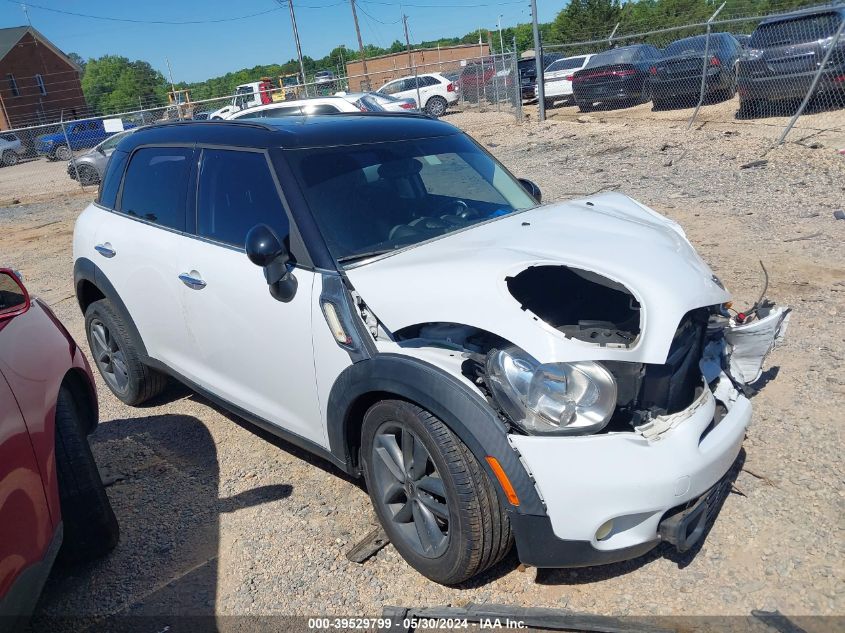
[306,617,528,629]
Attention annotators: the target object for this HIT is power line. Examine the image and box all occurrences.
[356,3,402,25]
[6,1,285,25]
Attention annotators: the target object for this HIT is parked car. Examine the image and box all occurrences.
[649,33,743,108]
[572,44,662,111]
[73,114,788,584]
[67,128,136,186]
[736,5,845,116]
[518,54,564,100]
[36,119,133,161]
[0,268,117,629]
[543,54,594,107]
[225,97,362,120]
[458,60,496,102]
[335,91,418,112]
[0,132,26,167]
[377,73,457,117]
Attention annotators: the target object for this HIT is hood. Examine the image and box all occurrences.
[345,192,730,365]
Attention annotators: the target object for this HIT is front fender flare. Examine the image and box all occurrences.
[327,353,545,515]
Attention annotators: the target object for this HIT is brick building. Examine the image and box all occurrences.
[0,26,86,130]
[345,43,490,91]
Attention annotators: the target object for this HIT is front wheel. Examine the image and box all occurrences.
[54,385,119,563]
[361,400,512,585]
[2,151,18,166]
[425,95,448,117]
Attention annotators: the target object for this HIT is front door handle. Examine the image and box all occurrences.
[94,243,115,258]
[179,272,207,290]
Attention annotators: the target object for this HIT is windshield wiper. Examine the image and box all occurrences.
[336,248,397,264]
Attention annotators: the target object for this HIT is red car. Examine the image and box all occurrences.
[0,268,117,629]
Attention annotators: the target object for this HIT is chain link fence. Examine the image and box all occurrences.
[539,2,845,149]
[0,53,523,203]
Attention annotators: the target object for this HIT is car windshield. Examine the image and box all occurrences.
[286,133,537,264]
[584,47,642,68]
[749,12,842,48]
[98,129,132,152]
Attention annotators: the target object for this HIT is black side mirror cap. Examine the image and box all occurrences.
[518,178,542,203]
[245,224,298,303]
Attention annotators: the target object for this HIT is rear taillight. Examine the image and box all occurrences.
[709,56,721,67]
[649,66,657,75]
[616,69,636,77]
[401,103,415,109]
[565,75,573,81]
[833,74,845,83]
[447,82,455,92]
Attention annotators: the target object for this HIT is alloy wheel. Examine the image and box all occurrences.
[371,422,450,558]
[55,145,72,161]
[89,318,129,393]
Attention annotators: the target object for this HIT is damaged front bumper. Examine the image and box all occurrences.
[508,376,750,568]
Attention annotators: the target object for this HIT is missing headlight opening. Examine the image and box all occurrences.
[506,265,641,347]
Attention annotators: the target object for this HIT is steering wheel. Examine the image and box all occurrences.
[438,199,479,221]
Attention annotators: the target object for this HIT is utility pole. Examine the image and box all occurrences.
[497,14,504,54]
[403,15,422,109]
[530,0,545,121]
[280,0,308,96]
[350,0,370,90]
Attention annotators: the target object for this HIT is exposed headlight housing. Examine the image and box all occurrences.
[485,347,617,435]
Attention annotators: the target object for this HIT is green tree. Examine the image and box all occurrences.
[81,55,168,114]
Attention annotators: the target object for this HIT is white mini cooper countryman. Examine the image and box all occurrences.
[73,114,789,584]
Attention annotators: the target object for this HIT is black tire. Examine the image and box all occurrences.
[652,98,672,111]
[544,98,555,110]
[84,298,167,405]
[55,385,119,564]
[361,400,512,585]
[425,95,448,117]
[578,101,593,112]
[2,151,18,166]
[76,165,99,186]
[737,98,760,119]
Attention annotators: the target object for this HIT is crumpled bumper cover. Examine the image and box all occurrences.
[508,377,750,567]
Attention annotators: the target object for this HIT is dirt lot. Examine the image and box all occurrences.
[0,155,93,206]
[2,107,843,628]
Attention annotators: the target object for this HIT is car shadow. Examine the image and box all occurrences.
[534,449,746,586]
[30,412,292,632]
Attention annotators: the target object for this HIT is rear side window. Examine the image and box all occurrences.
[120,147,192,230]
[197,149,289,248]
[98,149,129,208]
[302,103,340,114]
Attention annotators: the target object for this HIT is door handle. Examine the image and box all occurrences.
[94,243,115,258]
[179,273,207,290]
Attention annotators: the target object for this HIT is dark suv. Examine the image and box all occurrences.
[737,5,845,115]
[650,33,744,107]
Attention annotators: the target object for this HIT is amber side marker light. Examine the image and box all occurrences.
[485,456,520,506]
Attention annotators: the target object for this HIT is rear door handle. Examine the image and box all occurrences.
[179,273,207,290]
[94,243,115,258]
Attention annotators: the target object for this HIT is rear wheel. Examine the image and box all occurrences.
[362,400,512,585]
[54,144,72,161]
[737,98,761,119]
[55,385,119,564]
[425,95,448,117]
[85,299,167,405]
[2,151,18,166]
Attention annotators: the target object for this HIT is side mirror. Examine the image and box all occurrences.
[518,178,542,203]
[0,269,30,320]
[245,224,298,303]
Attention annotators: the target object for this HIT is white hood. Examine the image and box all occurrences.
[345,193,730,365]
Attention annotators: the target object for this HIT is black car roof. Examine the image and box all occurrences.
[758,3,844,25]
[117,113,460,153]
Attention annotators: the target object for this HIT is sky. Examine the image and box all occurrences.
[0,0,566,83]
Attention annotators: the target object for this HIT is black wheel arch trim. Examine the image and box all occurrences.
[73,257,149,360]
[327,353,545,516]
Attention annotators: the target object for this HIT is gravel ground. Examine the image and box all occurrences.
[0,155,93,205]
[3,108,843,627]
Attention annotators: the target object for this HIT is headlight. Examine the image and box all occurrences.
[485,347,617,435]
